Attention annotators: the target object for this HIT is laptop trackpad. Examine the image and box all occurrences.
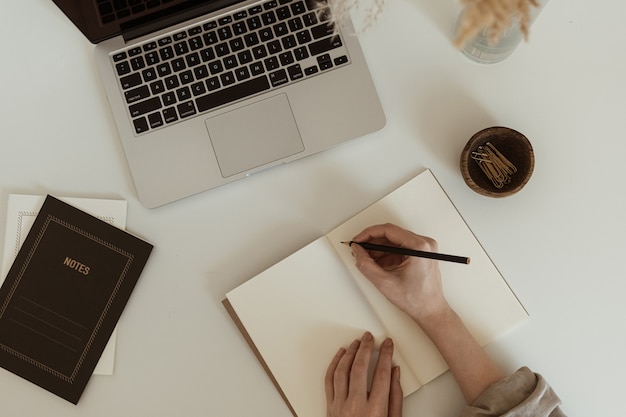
[205,94,305,178]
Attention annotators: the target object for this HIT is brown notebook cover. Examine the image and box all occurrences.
[222,298,298,417]
[0,195,153,403]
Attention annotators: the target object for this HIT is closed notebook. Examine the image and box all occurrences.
[0,196,153,403]
[223,169,527,417]
[1,194,128,376]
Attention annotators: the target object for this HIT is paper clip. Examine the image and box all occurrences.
[470,143,517,189]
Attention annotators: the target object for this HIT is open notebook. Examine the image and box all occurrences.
[223,169,528,417]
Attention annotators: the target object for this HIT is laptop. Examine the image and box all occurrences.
[52,0,386,208]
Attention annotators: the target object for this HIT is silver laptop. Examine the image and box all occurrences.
[52,0,385,208]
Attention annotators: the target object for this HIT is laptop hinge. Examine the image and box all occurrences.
[121,0,244,42]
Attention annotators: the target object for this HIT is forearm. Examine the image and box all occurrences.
[414,307,504,404]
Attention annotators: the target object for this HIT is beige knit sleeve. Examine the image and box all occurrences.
[460,367,566,417]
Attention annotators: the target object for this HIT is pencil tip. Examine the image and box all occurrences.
[340,241,352,247]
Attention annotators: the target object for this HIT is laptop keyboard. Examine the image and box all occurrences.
[111,0,350,135]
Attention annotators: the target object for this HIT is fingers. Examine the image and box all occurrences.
[389,366,403,417]
[353,223,438,252]
[348,332,375,398]
[332,338,361,401]
[353,223,412,247]
[326,334,403,417]
[368,338,394,407]
[325,347,345,403]
[352,243,384,277]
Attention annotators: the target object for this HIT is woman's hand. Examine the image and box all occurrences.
[350,223,450,324]
[325,332,402,417]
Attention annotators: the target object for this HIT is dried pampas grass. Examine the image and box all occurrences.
[454,0,540,48]
[326,0,540,50]
[324,0,386,33]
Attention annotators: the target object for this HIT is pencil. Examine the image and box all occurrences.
[341,241,470,265]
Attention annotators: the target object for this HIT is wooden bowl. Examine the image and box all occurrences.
[460,126,534,197]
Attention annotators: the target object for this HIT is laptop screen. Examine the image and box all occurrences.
[52,0,242,43]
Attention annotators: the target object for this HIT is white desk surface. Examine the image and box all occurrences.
[1,1,625,415]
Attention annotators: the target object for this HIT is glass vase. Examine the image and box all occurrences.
[456,0,547,64]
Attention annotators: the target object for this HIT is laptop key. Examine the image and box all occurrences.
[157,62,172,76]
[203,31,219,45]
[128,46,143,56]
[230,37,245,52]
[150,80,165,95]
[249,5,263,14]
[294,46,309,60]
[308,36,342,56]
[158,36,172,46]
[120,72,142,89]
[116,61,131,76]
[194,64,210,79]
[318,55,333,70]
[233,21,248,35]
[311,23,333,39]
[130,56,146,70]
[129,96,162,117]
[133,117,149,134]
[269,69,288,87]
[185,52,201,67]
[200,47,216,62]
[220,71,236,86]
[302,12,317,26]
[334,55,349,65]
[165,75,180,90]
[159,45,174,60]
[176,86,191,101]
[163,107,178,123]
[142,67,158,82]
[189,37,203,51]
[196,75,270,112]
[206,77,221,91]
[291,1,306,15]
[304,65,318,75]
[276,6,291,20]
[191,82,206,96]
[113,52,127,62]
[279,51,295,66]
[250,62,264,76]
[177,101,197,118]
[287,64,303,81]
[288,16,303,31]
[235,67,251,81]
[296,29,312,44]
[146,51,160,65]
[148,112,164,128]
[262,10,277,25]
[264,56,279,71]
[125,85,151,103]
[143,41,157,52]
[162,91,177,106]
[281,35,297,49]
[218,16,233,25]
[174,41,189,55]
